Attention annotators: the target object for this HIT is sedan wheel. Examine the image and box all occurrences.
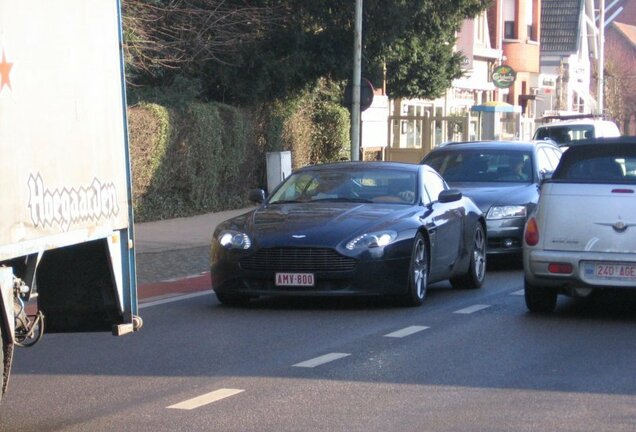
[524,279,557,313]
[402,232,428,307]
[450,223,486,289]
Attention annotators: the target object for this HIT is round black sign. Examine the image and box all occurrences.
[343,78,375,111]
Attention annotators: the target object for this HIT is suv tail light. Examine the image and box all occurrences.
[525,217,539,246]
[548,263,573,274]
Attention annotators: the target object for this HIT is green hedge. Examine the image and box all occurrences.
[128,102,255,221]
[128,92,350,222]
[253,92,350,169]
[311,102,350,163]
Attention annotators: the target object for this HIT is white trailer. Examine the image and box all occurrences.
[0,0,140,401]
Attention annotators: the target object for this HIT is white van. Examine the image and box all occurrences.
[533,118,620,147]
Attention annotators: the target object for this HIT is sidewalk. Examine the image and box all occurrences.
[134,207,254,254]
[133,207,254,301]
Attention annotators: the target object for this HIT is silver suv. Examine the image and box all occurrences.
[523,138,636,313]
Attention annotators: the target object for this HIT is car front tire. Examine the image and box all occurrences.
[215,291,251,307]
[524,279,557,313]
[401,232,429,307]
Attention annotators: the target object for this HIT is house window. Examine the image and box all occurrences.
[526,0,535,40]
[503,0,516,39]
[504,21,515,39]
[475,11,487,46]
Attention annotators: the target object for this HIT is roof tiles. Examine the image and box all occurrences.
[541,0,583,54]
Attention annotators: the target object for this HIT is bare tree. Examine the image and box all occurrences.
[601,59,636,131]
[122,0,278,81]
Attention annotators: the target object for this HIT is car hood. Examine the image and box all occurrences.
[447,182,538,213]
[220,202,419,248]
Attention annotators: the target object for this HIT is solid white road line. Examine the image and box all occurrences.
[162,272,209,283]
[454,304,491,314]
[511,289,524,296]
[167,388,244,410]
[384,325,430,338]
[139,290,214,309]
[293,353,351,368]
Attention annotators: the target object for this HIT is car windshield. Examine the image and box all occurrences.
[268,168,418,204]
[553,149,636,184]
[424,149,533,183]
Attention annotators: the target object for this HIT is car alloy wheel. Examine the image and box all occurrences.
[450,223,486,289]
[472,224,486,284]
[403,232,428,307]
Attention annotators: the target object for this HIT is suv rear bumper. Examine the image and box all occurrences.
[524,249,636,289]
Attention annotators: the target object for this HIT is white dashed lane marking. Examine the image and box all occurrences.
[384,325,430,338]
[511,289,524,296]
[167,388,244,410]
[293,353,351,368]
[454,304,491,314]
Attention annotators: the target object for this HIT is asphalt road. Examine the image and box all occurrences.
[1,263,635,431]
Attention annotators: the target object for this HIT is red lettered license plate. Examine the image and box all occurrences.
[592,263,636,281]
[275,272,315,287]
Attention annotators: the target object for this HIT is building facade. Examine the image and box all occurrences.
[491,0,542,117]
[380,0,543,162]
[601,0,636,133]
[538,0,596,117]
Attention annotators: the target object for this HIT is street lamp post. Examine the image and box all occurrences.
[598,0,605,115]
[351,0,362,161]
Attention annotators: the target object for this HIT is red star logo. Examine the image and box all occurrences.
[0,49,13,92]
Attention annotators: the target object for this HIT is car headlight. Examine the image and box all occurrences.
[487,205,527,220]
[217,230,252,250]
[346,230,397,250]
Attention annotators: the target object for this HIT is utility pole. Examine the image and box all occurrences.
[598,0,605,115]
[351,0,362,161]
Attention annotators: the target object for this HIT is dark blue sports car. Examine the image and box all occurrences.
[211,162,486,307]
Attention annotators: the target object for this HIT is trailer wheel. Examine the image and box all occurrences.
[0,324,4,402]
[0,322,11,402]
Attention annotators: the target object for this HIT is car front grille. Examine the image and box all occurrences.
[239,248,357,272]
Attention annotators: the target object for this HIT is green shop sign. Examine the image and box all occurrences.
[492,65,516,88]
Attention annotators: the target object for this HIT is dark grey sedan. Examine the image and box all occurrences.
[421,140,562,257]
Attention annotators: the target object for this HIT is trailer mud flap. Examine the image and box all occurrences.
[36,239,123,332]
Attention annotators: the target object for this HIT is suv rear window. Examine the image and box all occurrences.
[553,144,636,183]
[534,125,594,144]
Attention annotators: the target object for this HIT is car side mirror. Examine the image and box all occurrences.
[438,189,462,203]
[248,189,266,203]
